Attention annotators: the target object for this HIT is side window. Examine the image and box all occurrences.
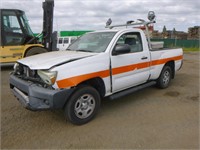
[116,32,143,53]
[64,38,69,44]
[9,16,23,34]
[58,38,63,44]
[2,11,24,46]
[3,15,22,33]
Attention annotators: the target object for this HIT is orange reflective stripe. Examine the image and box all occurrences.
[151,55,183,66]
[57,70,110,88]
[112,61,150,75]
[56,55,183,88]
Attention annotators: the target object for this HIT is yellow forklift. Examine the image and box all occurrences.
[0,0,55,66]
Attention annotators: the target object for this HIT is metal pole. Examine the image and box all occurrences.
[105,20,155,50]
[144,24,152,50]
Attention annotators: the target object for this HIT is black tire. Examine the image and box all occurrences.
[25,47,48,57]
[65,85,101,125]
[157,66,172,89]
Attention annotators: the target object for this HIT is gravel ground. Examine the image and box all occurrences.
[0,52,199,149]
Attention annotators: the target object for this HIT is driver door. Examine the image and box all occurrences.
[111,32,150,92]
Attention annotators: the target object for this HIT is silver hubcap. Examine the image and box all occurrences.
[163,70,170,85]
[74,94,95,119]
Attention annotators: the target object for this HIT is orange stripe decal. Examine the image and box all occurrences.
[151,55,183,66]
[112,61,150,75]
[57,70,110,88]
[57,55,183,88]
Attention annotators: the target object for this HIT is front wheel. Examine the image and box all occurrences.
[157,66,172,89]
[65,85,101,125]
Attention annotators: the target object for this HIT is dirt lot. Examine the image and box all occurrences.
[0,52,199,149]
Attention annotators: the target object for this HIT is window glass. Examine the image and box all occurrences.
[8,16,22,33]
[19,14,34,36]
[2,10,24,46]
[68,32,116,53]
[58,38,63,44]
[116,32,143,53]
[64,38,69,44]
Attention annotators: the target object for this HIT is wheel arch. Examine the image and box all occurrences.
[164,61,175,79]
[62,77,106,109]
[79,77,106,98]
[22,45,45,57]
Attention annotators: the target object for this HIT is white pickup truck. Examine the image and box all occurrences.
[10,14,183,125]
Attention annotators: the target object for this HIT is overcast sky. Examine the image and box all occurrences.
[1,0,199,34]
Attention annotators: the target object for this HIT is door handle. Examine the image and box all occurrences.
[141,56,148,60]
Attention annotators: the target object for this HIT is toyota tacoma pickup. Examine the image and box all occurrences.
[10,14,183,125]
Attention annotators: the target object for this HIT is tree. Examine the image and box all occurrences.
[162,25,167,33]
[173,28,176,39]
[162,26,167,39]
[173,28,176,33]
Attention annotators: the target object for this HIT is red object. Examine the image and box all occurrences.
[135,25,154,31]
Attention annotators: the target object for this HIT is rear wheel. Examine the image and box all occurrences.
[157,66,172,89]
[65,85,101,125]
[25,47,48,57]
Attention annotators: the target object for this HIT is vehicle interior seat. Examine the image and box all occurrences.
[125,37,138,52]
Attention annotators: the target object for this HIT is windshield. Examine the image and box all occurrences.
[67,32,116,53]
[20,13,34,36]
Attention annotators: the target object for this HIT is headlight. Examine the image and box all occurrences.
[13,63,19,72]
[13,63,23,75]
[37,70,57,85]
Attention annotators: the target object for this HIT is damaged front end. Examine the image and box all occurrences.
[10,63,75,111]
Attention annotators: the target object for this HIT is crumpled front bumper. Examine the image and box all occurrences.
[9,74,75,111]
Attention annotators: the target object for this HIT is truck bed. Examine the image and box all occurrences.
[150,47,181,51]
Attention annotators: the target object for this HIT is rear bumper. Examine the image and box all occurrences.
[10,74,75,111]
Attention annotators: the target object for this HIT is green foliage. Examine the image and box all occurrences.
[183,47,199,51]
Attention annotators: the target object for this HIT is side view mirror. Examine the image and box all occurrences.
[112,44,131,55]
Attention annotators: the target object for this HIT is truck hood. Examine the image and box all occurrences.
[18,51,98,70]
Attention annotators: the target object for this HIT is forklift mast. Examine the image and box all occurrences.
[42,0,54,51]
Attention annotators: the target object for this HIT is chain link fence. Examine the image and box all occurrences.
[151,39,200,50]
